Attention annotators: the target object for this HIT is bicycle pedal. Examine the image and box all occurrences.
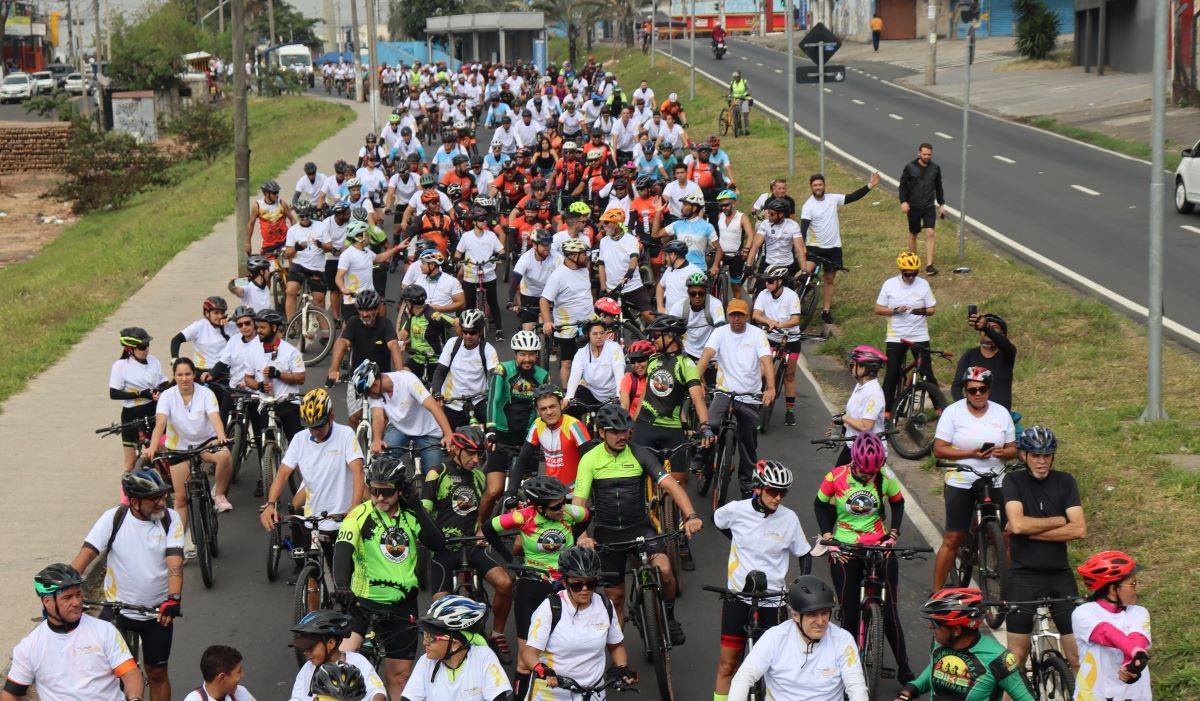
[290,548,306,560]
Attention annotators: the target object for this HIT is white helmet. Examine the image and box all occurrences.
[753,459,794,489]
[453,120,468,130]
[681,192,706,206]
[421,595,488,632]
[562,141,578,151]
[668,92,679,102]
[587,148,604,160]
[510,330,542,352]
[460,308,485,331]
[560,238,589,254]
[345,177,362,188]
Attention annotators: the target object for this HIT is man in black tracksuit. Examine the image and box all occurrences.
[898,142,945,275]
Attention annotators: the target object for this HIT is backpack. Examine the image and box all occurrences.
[547,590,615,640]
[443,337,489,395]
[105,504,172,555]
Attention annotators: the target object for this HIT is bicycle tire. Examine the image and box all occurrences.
[1035,651,1074,700]
[286,306,335,366]
[208,484,220,558]
[616,320,646,349]
[644,586,674,701]
[718,110,731,137]
[978,519,1008,628]
[664,494,684,597]
[292,562,326,666]
[712,426,738,513]
[798,281,820,331]
[266,524,283,582]
[758,356,784,434]
[715,270,731,306]
[261,440,281,514]
[862,601,885,701]
[887,380,947,459]
[269,273,286,311]
[229,420,246,485]
[189,491,215,588]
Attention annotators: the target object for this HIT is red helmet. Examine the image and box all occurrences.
[626,340,655,361]
[421,190,440,204]
[850,432,887,476]
[1077,550,1141,591]
[848,344,886,368]
[920,588,983,629]
[594,297,621,316]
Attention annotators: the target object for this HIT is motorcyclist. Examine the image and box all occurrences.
[711,23,727,49]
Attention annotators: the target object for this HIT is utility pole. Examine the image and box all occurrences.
[1142,0,1168,420]
[956,22,974,261]
[232,0,250,275]
[65,0,77,67]
[650,0,656,67]
[688,0,695,99]
[267,0,276,45]
[349,0,363,101]
[365,0,379,132]
[218,0,224,33]
[924,0,936,85]
[785,0,794,176]
[104,0,111,65]
[92,0,100,63]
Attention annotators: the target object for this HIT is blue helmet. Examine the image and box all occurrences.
[1018,425,1058,455]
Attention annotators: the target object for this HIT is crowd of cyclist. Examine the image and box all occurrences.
[8,55,1152,701]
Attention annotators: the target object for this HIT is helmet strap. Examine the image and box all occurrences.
[43,596,80,633]
[750,493,776,517]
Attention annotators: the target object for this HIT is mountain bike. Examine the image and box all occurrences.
[820,539,932,701]
[84,599,180,680]
[702,390,761,512]
[284,275,335,366]
[280,511,344,665]
[887,340,953,460]
[441,535,492,602]
[601,279,651,348]
[938,460,1025,628]
[95,415,156,471]
[757,332,824,434]
[225,389,260,487]
[597,530,685,701]
[642,440,701,595]
[462,252,504,324]
[344,599,418,671]
[153,437,229,589]
[797,253,848,332]
[237,390,300,533]
[702,573,787,701]
[987,596,1081,700]
[718,96,749,138]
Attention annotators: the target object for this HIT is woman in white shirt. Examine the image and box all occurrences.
[831,345,888,466]
[109,327,167,471]
[653,113,688,153]
[1072,550,1152,701]
[145,358,233,550]
[872,252,937,416]
[565,318,626,409]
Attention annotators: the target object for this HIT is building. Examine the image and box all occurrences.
[1073,0,1155,73]
[3,2,52,73]
[424,12,546,65]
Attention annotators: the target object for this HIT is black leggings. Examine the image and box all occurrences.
[829,553,912,678]
[881,341,937,414]
[463,278,503,330]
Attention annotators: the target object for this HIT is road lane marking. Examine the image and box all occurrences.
[1071,184,1101,196]
[993,155,1015,164]
[824,87,833,93]
[1183,225,1200,235]
[774,68,782,74]
[888,113,903,120]
[755,61,763,66]
[935,131,953,140]
[851,99,864,105]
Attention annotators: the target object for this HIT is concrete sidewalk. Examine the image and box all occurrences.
[743,32,1023,69]
[0,96,377,654]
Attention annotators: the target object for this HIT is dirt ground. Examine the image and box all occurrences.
[0,172,74,270]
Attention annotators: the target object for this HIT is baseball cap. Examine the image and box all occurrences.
[727,299,750,315]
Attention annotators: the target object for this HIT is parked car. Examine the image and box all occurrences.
[64,73,88,95]
[0,73,34,103]
[46,63,74,88]
[1175,138,1200,214]
[31,71,55,94]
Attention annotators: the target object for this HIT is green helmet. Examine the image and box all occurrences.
[34,563,83,598]
[716,189,738,201]
[345,220,370,242]
[567,201,592,216]
[685,272,708,288]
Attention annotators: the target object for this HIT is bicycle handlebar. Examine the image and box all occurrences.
[982,595,1087,612]
[810,428,899,445]
[640,440,703,460]
[595,529,686,552]
[95,416,155,436]
[160,436,232,460]
[936,459,1025,477]
[554,674,635,694]
[84,599,180,618]
[701,584,787,600]
[819,539,933,556]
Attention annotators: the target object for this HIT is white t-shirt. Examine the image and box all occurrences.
[181,319,236,369]
[290,651,385,701]
[388,172,420,205]
[369,370,441,437]
[541,266,594,337]
[413,271,464,309]
[319,175,349,204]
[662,179,703,217]
[934,399,1016,488]
[218,335,259,389]
[246,340,305,399]
[294,173,326,204]
[755,218,803,266]
[337,245,377,303]
[716,210,747,254]
[844,379,885,437]
[322,216,350,261]
[610,118,639,150]
[436,339,501,410]
[183,685,256,701]
[669,295,725,359]
[799,193,846,248]
[240,281,273,312]
[704,324,771,399]
[8,616,134,701]
[456,229,504,283]
[658,263,704,314]
[355,166,387,194]
[753,287,803,342]
[527,590,623,700]
[514,248,556,297]
[281,422,363,531]
[731,620,868,701]
[567,340,626,403]
[875,275,936,343]
[597,233,643,293]
[1072,601,1152,701]
[156,384,219,449]
[285,221,328,272]
[402,644,509,701]
[85,506,185,619]
[108,356,166,408]
[713,498,810,596]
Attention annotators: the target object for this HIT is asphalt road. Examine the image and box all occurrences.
[664,38,1200,349]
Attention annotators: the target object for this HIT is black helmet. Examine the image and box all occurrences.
[291,609,353,639]
[365,132,377,142]
[557,545,603,580]
[232,305,255,320]
[254,308,285,326]
[646,314,687,337]
[519,475,569,506]
[121,469,169,499]
[354,289,382,310]
[351,206,369,223]
[309,661,366,700]
[400,284,428,305]
[595,404,634,432]
[452,154,469,165]
[365,455,407,487]
[635,174,654,190]
[531,228,554,246]
[260,180,281,194]
[662,240,688,257]
[764,197,791,213]
[294,200,314,217]
[788,575,837,614]
[533,382,563,400]
[246,255,271,274]
[1018,425,1058,455]
[34,563,84,598]
[330,201,351,214]
[118,327,152,347]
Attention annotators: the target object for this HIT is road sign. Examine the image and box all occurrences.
[798,22,841,65]
[795,64,846,83]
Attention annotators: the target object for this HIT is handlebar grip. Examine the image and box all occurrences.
[701,585,729,594]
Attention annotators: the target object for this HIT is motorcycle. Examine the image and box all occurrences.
[713,42,727,60]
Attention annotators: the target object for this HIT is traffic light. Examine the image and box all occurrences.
[960,1,980,22]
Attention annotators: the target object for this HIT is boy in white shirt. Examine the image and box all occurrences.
[182,645,256,701]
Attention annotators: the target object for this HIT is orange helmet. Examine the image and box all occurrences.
[920,588,983,629]
[421,190,440,204]
[1077,550,1141,591]
[600,208,626,224]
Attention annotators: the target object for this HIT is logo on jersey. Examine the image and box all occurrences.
[512,376,537,399]
[649,367,675,397]
[845,488,879,516]
[450,484,479,516]
[536,527,567,553]
[379,525,411,563]
[932,654,973,690]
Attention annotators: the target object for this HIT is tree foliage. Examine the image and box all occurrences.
[1014,0,1060,60]
[109,2,203,91]
[250,0,319,45]
[52,118,174,213]
[391,0,460,40]
[165,101,233,161]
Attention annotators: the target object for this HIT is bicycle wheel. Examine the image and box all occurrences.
[715,270,731,306]
[888,380,947,459]
[758,357,784,434]
[286,306,335,366]
[189,491,215,588]
[229,420,246,485]
[639,584,674,701]
[208,488,220,558]
[269,273,286,311]
[798,281,820,331]
[664,495,684,597]
[292,562,326,666]
[978,520,1008,628]
[718,109,731,137]
[261,440,281,512]
[711,426,738,513]
[862,601,885,701]
[266,524,283,582]
[616,320,646,348]
[1036,651,1074,700]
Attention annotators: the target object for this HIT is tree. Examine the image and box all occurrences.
[1,5,9,77]
[109,2,203,91]
[532,0,596,65]
[391,0,459,40]
[1014,0,1060,60]
[250,0,318,44]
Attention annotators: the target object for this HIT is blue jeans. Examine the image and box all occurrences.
[383,425,444,475]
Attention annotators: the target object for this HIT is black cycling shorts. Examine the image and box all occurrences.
[288,264,328,293]
[323,259,340,292]
[430,545,505,595]
[349,596,419,660]
[485,439,525,475]
[555,334,580,363]
[115,614,173,668]
[617,285,653,312]
[906,206,938,235]
[721,254,746,284]
[719,598,787,647]
[514,577,555,639]
[806,246,843,272]
[631,422,688,474]
[518,293,542,325]
[1002,568,1078,635]
[943,484,976,533]
[119,403,158,447]
[596,524,664,588]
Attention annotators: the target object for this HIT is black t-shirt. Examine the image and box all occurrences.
[1001,470,1080,571]
[341,316,398,372]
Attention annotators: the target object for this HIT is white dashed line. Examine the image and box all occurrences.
[774,68,783,74]
[993,155,1015,164]
[740,55,748,60]
[935,131,953,140]
[823,88,833,93]
[888,113,904,120]
[851,99,864,105]
[755,61,763,66]
[1071,184,1101,196]
[872,76,879,80]
[1183,225,1200,235]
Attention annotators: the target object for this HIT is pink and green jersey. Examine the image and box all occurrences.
[816,464,902,544]
[489,504,590,577]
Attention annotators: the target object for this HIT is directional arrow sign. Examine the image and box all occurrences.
[795,64,846,83]
[798,22,842,65]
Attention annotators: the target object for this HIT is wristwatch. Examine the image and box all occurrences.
[685,513,700,522]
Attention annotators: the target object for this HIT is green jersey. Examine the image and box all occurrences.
[402,308,453,365]
[908,633,1035,701]
[489,504,590,576]
[816,464,903,544]
[421,463,485,546]
[637,353,700,428]
[337,501,423,603]
[574,443,667,530]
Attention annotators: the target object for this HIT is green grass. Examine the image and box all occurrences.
[0,96,354,406]
[607,46,1200,698]
[1022,115,1183,171]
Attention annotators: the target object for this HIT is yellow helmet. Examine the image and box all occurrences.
[896,251,921,271]
[298,388,333,428]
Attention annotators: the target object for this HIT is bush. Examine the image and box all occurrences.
[1014,0,1060,60]
[166,101,232,161]
[51,120,174,213]
[23,91,77,122]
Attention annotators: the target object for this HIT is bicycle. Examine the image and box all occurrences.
[938,459,1025,628]
[277,511,344,664]
[596,529,685,701]
[601,280,651,349]
[83,599,180,679]
[702,574,786,701]
[461,252,504,331]
[700,390,761,511]
[819,539,932,701]
[344,599,419,671]
[234,389,300,526]
[642,440,702,595]
[441,535,492,602]
[718,96,752,138]
[284,274,335,366]
[987,596,1081,700]
[797,253,848,332]
[553,673,637,700]
[151,437,229,588]
[757,332,824,434]
[323,73,333,94]
[887,340,953,460]
[225,389,260,487]
[95,415,156,470]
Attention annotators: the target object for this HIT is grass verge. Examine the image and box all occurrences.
[0,96,354,406]
[995,48,1073,72]
[1020,115,1182,171]
[607,46,1200,697]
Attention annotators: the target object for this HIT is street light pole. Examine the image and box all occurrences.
[956,24,973,261]
[349,0,363,102]
[232,0,250,275]
[818,40,825,174]
[924,0,937,85]
[365,0,379,133]
[689,0,696,100]
[785,0,794,176]
[1142,0,1168,421]
[650,0,656,67]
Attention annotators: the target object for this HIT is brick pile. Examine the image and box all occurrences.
[0,122,72,173]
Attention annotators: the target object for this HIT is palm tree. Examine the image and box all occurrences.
[532,0,595,65]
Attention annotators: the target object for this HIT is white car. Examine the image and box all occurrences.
[64,73,87,95]
[31,71,55,94]
[1175,138,1200,214]
[0,73,34,103]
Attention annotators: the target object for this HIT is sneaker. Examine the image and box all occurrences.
[785,409,796,426]
[213,495,234,513]
[667,619,686,646]
[489,634,512,664]
[184,537,197,560]
[494,329,505,342]
[925,264,939,276]
[820,309,834,325]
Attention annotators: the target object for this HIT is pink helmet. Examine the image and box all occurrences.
[850,433,887,476]
[594,297,621,316]
[848,344,886,368]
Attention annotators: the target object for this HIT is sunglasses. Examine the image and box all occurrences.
[236,320,254,328]
[422,631,451,643]
[541,501,566,511]
[964,386,990,396]
[565,578,598,592]
[688,290,707,297]
[369,486,398,498]
[763,486,789,497]
[461,328,481,336]
[901,271,919,278]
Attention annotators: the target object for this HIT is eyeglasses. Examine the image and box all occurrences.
[687,289,707,297]
[763,486,789,497]
[565,578,598,592]
[964,386,990,396]
[901,271,919,278]
[236,320,254,328]
[369,486,398,498]
[422,631,451,643]
[541,501,566,511]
